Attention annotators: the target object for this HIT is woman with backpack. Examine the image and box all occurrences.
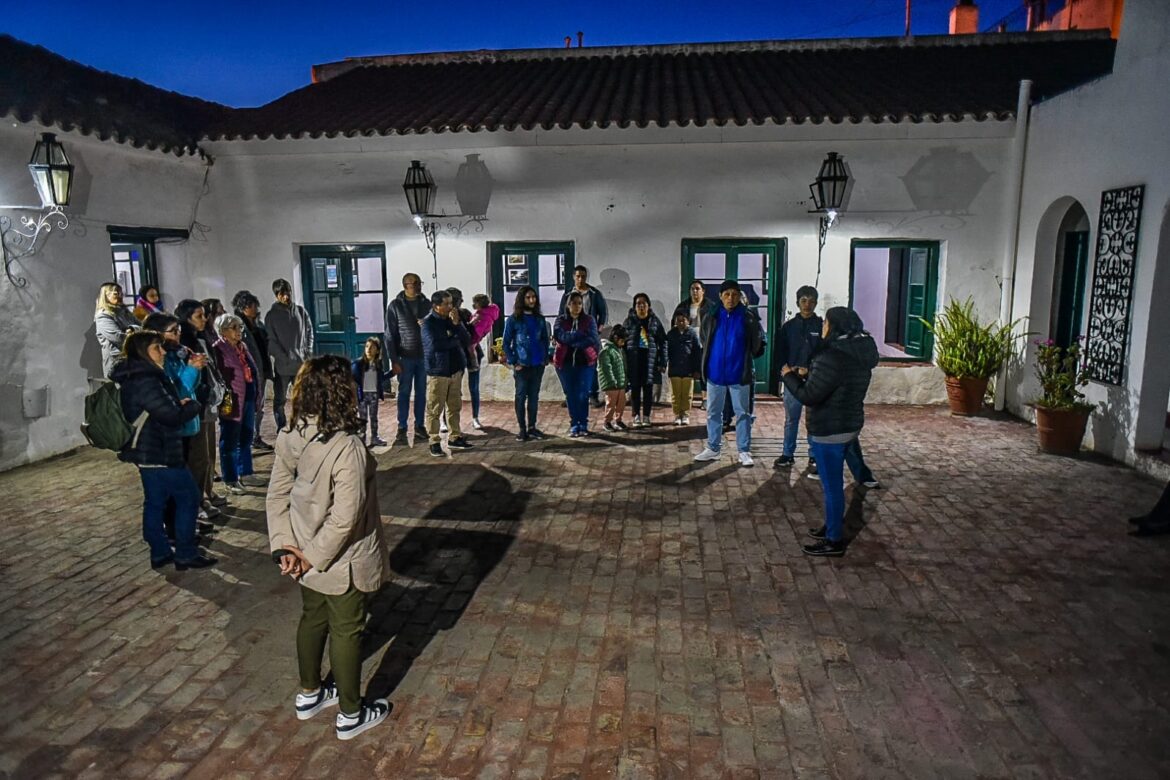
[267,355,391,740]
[110,330,216,571]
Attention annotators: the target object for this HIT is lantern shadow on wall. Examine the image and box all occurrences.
[900,147,990,213]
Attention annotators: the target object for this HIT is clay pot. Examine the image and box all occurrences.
[1035,406,1090,455]
[944,376,989,416]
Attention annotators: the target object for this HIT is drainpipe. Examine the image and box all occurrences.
[994,79,1032,411]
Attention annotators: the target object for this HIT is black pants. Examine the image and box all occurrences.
[629,349,652,418]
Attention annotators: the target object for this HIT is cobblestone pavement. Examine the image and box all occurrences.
[1,402,1169,779]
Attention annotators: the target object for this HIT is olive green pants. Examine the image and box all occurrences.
[296,584,368,715]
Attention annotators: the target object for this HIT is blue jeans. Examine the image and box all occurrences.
[845,438,875,483]
[139,466,201,562]
[514,365,545,431]
[706,382,752,453]
[557,365,592,432]
[783,387,805,458]
[219,388,255,484]
[468,365,481,418]
[396,356,427,429]
[808,439,850,542]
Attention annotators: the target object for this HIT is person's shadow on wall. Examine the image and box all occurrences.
[360,463,532,700]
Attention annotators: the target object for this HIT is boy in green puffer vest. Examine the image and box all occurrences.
[597,325,629,431]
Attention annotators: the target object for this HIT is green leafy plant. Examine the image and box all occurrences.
[920,298,1025,379]
[1032,338,1095,411]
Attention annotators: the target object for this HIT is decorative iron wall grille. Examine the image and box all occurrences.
[1084,184,1144,385]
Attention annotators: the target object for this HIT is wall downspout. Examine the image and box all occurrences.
[994,78,1032,411]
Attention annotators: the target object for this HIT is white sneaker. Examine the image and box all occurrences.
[694,447,721,462]
[681,415,690,425]
[738,452,754,467]
[336,698,390,740]
[633,416,643,428]
[472,418,483,430]
[673,416,682,426]
[295,682,339,720]
[224,481,247,494]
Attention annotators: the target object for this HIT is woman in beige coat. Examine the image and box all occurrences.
[266,355,390,741]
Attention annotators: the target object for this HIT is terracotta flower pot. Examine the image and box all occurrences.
[944,376,989,416]
[1035,406,1090,455]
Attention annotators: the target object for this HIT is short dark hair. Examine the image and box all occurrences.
[796,285,819,303]
[445,287,463,306]
[137,284,158,300]
[272,278,292,296]
[573,265,588,276]
[609,324,628,342]
[472,293,490,308]
[824,306,865,338]
[232,290,260,314]
[633,292,651,308]
[201,298,224,319]
[431,290,452,307]
[142,312,180,333]
[122,330,163,364]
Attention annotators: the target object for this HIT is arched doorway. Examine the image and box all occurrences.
[1050,202,1090,348]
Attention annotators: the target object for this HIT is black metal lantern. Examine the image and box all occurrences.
[28,133,74,208]
[809,151,849,214]
[402,160,436,218]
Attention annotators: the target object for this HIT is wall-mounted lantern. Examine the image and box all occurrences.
[808,151,850,286]
[2,132,76,287]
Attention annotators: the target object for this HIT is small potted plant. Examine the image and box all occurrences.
[1031,338,1095,455]
[921,298,1024,416]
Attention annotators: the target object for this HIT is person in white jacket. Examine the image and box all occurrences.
[266,354,390,741]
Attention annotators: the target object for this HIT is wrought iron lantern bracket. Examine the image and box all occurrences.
[1,206,69,288]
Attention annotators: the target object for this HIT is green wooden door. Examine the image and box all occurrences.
[1054,230,1089,349]
[681,239,785,393]
[299,245,387,361]
[488,242,575,342]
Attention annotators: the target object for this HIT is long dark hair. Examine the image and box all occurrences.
[122,330,163,364]
[288,355,362,436]
[512,285,541,320]
[174,299,205,349]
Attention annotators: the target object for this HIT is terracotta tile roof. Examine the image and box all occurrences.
[209,32,1115,140]
[0,35,228,155]
[2,31,1115,152]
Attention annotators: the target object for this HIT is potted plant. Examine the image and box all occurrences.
[1031,338,1095,455]
[921,298,1023,416]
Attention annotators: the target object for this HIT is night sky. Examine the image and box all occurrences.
[4,0,1025,107]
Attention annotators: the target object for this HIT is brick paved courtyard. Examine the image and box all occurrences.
[1,402,1168,779]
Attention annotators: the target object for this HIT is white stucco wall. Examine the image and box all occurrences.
[1008,0,1170,465]
[0,121,207,471]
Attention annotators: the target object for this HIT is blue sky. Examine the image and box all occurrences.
[4,0,1024,107]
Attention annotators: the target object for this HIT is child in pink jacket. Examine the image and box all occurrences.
[467,294,501,428]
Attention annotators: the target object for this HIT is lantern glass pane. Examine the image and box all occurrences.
[30,169,53,208]
[51,169,72,206]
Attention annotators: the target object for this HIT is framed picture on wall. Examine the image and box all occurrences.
[506,254,527,267]
[506,267,529,288]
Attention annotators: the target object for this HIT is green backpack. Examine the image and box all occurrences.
[81,381,148,451]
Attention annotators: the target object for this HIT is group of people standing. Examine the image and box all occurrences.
[95,278,314,571]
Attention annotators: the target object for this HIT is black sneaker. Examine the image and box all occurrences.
[150,554,174,570]
[253,438,274,452]
[529,428,547,440]
[807,525,827,540]
[773,455,795,469]
[515,431,529,442]
[448,437,473,449]
[295,682,339,720]
[335,698,390,741]
[802,539,845,557]
[615,420,629,430]
[175,554,218,570]
[394,429,408,445]
[429,443,443,457]
[415,426,429,440]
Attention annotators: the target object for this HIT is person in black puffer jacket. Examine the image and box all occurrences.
[781,307,878,557]
[112,331,217,571]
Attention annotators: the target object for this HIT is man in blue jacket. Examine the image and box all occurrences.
[694,280,764,467]
[773,285,822,469]
[420,290,473,457]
